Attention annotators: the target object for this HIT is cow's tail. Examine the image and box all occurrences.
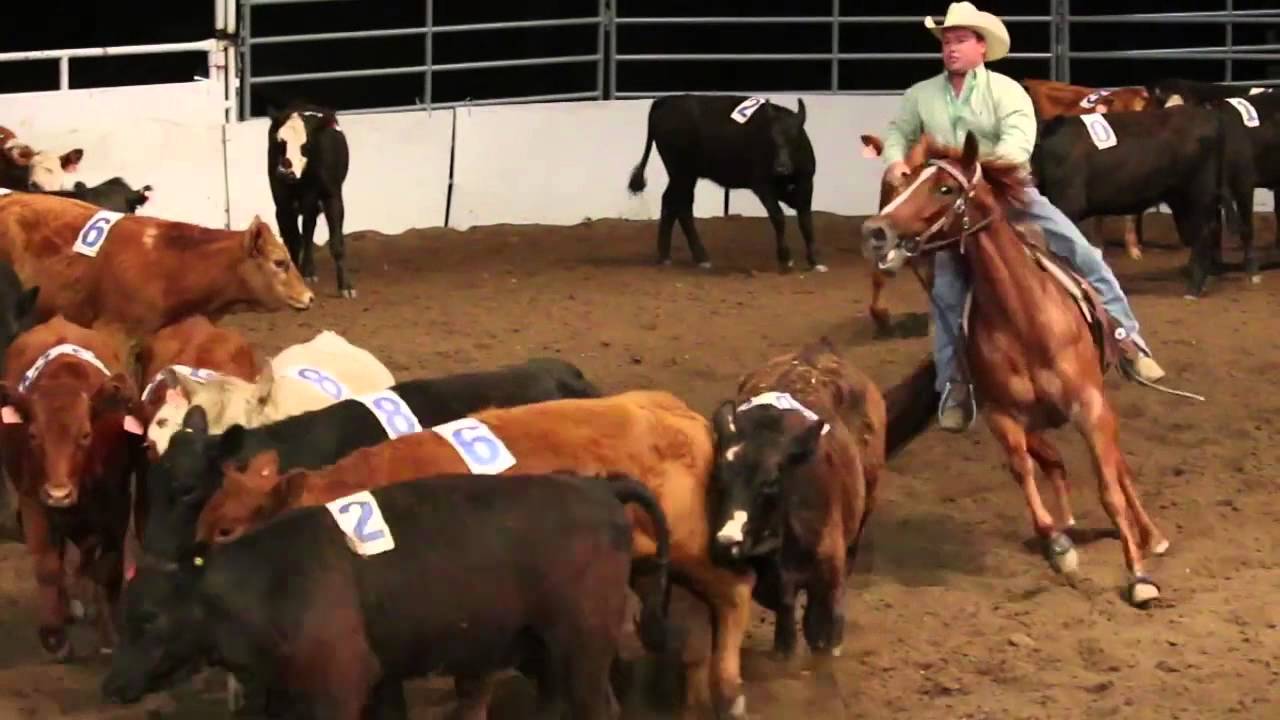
[627,107,656,194]
[607,474,675,654]
[1214,108,1246,243]
[883,353,940,458]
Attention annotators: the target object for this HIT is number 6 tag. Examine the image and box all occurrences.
[431,417,517,474]
[325,490,396,556]
[73,209,126,258]
[354,389,423,439]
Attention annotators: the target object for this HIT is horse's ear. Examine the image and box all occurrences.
[961,131,980,168]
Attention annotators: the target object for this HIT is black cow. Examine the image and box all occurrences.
[0,260,39,540]
[266,103,353,298]
[103,471,674,719]
[626,94,823,274]
[1032,104,1251,296]
[1147,77,1275,109]
[47,177,152,214]
[141,356,602,561]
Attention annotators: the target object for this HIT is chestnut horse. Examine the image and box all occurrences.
[860,131,1172,607]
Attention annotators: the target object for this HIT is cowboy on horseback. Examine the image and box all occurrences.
[878,2,1167,432]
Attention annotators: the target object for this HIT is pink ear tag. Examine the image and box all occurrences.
[123,416,145,435]
[861,144,878,159]
[1,406,21,424]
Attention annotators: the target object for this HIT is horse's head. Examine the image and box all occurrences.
[861,131,1028,274]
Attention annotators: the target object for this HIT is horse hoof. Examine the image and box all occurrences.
[1046,532,1079,574]
[341,288,357,299]
[697,261,713,271]
[812,263,829,273]
[721,694,747,719]
[39,630,71,663]
[1151,538,1170,556]
[1129,577,1161,607]
[68,599,86,622]
[1249,274,1262,285]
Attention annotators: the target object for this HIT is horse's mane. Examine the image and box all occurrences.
[905,135,1033,211]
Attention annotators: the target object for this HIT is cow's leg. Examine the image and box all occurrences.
[322,194,355,298]
[1123,214,1143,260]
[451,674,499,720]
[656,183,680,266]
[674,559,752,719]
[362,677,407,720]
[669,179,710,269]
[802,537,847,656]
[753,186,793,272]
[770,559,799,658]
[20,497,70,660]
[299,195,321,284]
[787,179,824,272]
[274,200,304,270]
[1172,205,1213,297]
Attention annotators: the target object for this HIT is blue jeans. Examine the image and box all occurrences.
[931,186,1151,394]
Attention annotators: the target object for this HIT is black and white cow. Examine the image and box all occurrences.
[626,94,823,274]
[49,177,152,214]
[266,103,353,298]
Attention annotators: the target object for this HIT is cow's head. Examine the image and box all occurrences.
[27,148,83,191]
[138,406,231,559]
[102,566,208,705]
[151,360,276,453]
[235,216,314,312]
[0,372,144,508]
[764,98,808,177]
[196,448,288,545]
[271,110,338,181]
[708,400,827,560]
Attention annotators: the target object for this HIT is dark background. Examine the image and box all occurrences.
[2,1,1276,118]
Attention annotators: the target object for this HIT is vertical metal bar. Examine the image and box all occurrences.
[1226,0,1234,81]
[608,0,618,99]
[240,0,253,119]
[425,0,433,108]
[1049,0,1058,80]
[831,0,840,91]
[59,56,69,90]
[597,0,606,99]
[1061,0,1071,84]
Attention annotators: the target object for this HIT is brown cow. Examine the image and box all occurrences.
[0,315,146,661]
[1021,78,1152,260]
[0,193,313,336]
[192,389,756,719]
[1,127,84,192]
[706,337,885,658]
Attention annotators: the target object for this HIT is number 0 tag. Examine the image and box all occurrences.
[354,389,423,439]
[1079,113,1118,150]
[736,391,831,435]
[431,417,517,474]
[73,209,126,257]
[325,490,396,556]
[1225,97,1261,128]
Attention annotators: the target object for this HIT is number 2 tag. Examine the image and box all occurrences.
[730,96,766,124]
[431,417,517,474]
[354,389,423,439]
[1225,97,1261,128]
[325,490,396,556]
[73,209,126,258]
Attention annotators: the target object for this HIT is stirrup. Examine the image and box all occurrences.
[938,381,977,431]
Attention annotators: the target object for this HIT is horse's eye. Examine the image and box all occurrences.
[939,185,955,195]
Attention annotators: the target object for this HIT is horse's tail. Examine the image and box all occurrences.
[627,102,657,194]
[883,353,939,457]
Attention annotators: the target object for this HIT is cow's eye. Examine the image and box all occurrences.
[273,259,288,271]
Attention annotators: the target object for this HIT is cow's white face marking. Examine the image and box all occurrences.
[724,443,742,461]
[276,114,308,178]
[28,152,68,191]
[1164,94,1184,107]
[716,510,749,545]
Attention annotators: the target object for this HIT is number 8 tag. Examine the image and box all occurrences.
[324,490,396,556]
[354,389,423,439]
[431,417,517,474]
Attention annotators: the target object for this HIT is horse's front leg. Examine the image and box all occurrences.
[986,413,1076,574]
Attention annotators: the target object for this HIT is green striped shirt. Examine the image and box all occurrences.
[881,65,1038,171]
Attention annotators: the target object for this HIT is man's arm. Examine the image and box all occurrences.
[991,77,1038,166]
[881,87,923,166]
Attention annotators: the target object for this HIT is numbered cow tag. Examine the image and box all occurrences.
[17,343,110,393]
[1225,97,1261,128]
[1248,87,1269,96]
[325,490,396,556]
[283,365,351,401]
[736,391,831,435]
[355,389,423,439]
[1079,113,1117,150]
[1078,89,1112,109]
[730,96,767,124]
[141,364,219,402]
[431,417,517,474]
[0,187,12,196]
[72,209,126,258]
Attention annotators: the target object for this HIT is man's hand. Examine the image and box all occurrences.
[883,161,910,187]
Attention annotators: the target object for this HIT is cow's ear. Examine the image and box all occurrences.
[961,131,980,168]
[244,216,272,256]
[795,97,806,127]
[165,368,205,403]
[93,372,137,414]
[711,400,738,443]
[60,148,83,170]
[219,424,246,459]
[14,285,39,320]
[253,359,274,405]
[0,382,23,425]
[785,419,826,467]
[181,404,209,436]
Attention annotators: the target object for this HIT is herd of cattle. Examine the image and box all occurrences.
[0,73,1269,719]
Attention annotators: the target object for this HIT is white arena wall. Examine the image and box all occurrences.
[3,81,1273,240]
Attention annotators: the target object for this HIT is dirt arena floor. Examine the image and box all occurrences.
[0,209,1276,719]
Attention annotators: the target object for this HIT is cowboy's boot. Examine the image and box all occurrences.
[938,383,975,433]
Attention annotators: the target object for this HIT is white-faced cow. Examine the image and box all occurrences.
[267,103,353,298]
[0,127,83,192]
[626,94,824,274]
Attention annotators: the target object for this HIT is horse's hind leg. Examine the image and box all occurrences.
[986,413,1066,572]
[1026,432,1079,573]
[1114,453,1169,557]
[1075,398,1161,606]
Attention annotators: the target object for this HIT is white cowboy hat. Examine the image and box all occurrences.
[925,2,1011,63]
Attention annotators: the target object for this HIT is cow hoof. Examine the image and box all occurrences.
[1249,274,1262,285]
[1127,249,1143,261]
[697,261,712,271]
[1128,577,1161,607]
[39,628,71,662]
[812,263,829,273]
[68,599,86,622]
[719,693,747,719]
[305,275,319,284]
[341,288,357,299]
